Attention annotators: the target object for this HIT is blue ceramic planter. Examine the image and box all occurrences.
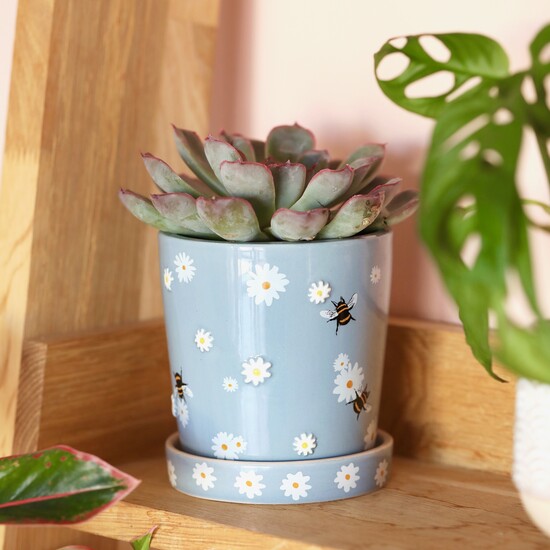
[159,231,393,502]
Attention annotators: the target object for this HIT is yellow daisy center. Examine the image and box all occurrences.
[292,482,299,489]
[200,337,205,344]
[301,442,308,448]
[253,368,261,376]
[221,444,228,450]
[182,265,186,270]
[317,290,323,296]
[262,281,271,290]
[345,474,351,480]
[246,480,253,487]
[236,442,241,447]
[346,380,353,388]
[200,472,206,479]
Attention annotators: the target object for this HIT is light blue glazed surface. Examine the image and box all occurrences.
[159,232,392,462]
[165,430,393,504]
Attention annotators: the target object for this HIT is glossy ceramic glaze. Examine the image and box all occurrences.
[165,430,393,504]
[159,231,392,462]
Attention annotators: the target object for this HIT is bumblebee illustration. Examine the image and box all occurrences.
[347,384,372,420]
[320,293,358,334]
[174,371,193,401]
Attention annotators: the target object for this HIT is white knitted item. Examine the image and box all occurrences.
[513,378,550,500]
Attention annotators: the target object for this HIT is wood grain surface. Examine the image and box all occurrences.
[75,455,546,550]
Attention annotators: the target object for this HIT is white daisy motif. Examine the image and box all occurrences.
[223,377,239,392]
[195,329,214,352]
[170,394,177,417]
[293,433,317,456]
[234,470,266,499]
[364,420,377,449]
[241,357,272,386]
[192,462,217,491]
[211,432,246,460]
[334,463,360,493]
[333,362,365,403]
[308,281,331,304]
[333,353,351,372]
[374,458,389,487]
[177,400,190,427]
[280,472,312,501]
[167,460,177,487]
[370,265,381,285]
[163,268,174,291]
[246,263,289,306]
[174,252,196,283]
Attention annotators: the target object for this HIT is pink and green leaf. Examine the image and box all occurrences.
[250,139,266,163]
[141,153,201,197]
[318,193,384,239]
[298,149,330,177]
[151,193,216,237]
[119,189,188,233]
[269,162,307,209]
[204,137,244,190]
[291,166,354,211]
[358,176,402,204]
[270,208,330,241]
[382,189,419,226]
[221,132,256,161]
[0,446,139,525]
[131,526,158,550]
[341,156,379,199]
[219,161,276,228]
[266,124,315,163]
[196,196,267,242]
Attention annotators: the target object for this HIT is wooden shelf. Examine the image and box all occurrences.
[73,454,546,549]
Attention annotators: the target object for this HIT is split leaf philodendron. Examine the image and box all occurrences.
[375,24,550,383]
[119,124,418,242]
[0,446,139,524]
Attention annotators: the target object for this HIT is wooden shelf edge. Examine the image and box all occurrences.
[71,454,546,549]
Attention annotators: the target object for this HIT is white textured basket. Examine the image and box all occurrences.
[513,378,550,538]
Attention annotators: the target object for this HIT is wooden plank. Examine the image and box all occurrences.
[74,455,545,549]
[380,318,515,473]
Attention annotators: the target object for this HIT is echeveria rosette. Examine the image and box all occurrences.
[119,123,418,241]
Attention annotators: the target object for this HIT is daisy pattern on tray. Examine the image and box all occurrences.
[293,433,317,456]
[308,281,331,304]
[174,252,196,283]
[234,470,266,500]
[192,462,217,491]
[167,460,177,487]
[280,472,312,501]
[246,263,289,306]
[241,357,272,386]
[222,376,238,392]
[211,432,247,460]
[333,362,364,403]
[334,463,360,493]
[374,458,389,487]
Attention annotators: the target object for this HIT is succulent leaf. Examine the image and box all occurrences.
[172,126,223,194]
[342,157,379,199]
[221,132,256,161]
[291,166,354,211]
[266,124,315,163]
[204,137,244,189]
[269,162,307,209]
[196,196,267,242]
[119,189,188,233]
[298,149,330,175]
[382,189,419,226]
[358,176,402,204]
[340,143,386,167]
[219,161,276,228]
[271,208,330,241]
[250,139,266,163]
[141,153,201,197]
[318,192,384,239]
[150,193,216,237]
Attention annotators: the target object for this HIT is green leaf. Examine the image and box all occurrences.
[150,193,217,238]
[298,149,330,178]
[383,189,419,226]
[269,162,307,209]
[203,137,244,192]
[339,143,385,168]
[291,166,353,211]
[270,208,329,241]
[318,192,384,239]
[131,526,158,550]
[221,132,256,161]
[218,161,276,228]
[0,446,139,524]
[266,124,315,162]
[118,189,189,233]
[250,139,266,163]
[172,126,224,194]
[375,33,510,118]
[196,196,268,242]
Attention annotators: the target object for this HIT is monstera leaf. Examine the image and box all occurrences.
[0,446,139,524]
[375,25,550,382]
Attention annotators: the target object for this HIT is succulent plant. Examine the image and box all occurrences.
[119,124,418,242]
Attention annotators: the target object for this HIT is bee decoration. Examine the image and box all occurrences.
[174,371,193,401]
[320,293,358,334]
[347,384,372,420]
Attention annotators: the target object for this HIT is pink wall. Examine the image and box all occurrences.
[210,0,550,324]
